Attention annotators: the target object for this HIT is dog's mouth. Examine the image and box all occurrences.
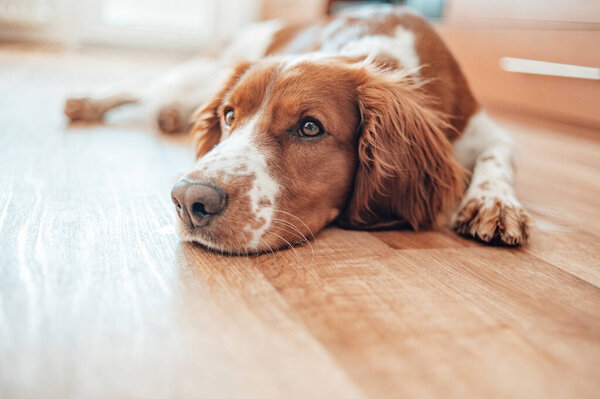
[174,205,253,253]
[174,203,316,255]
[178,227,274,256]
[177,222,242,255]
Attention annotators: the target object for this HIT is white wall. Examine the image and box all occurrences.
[0,0,260,51]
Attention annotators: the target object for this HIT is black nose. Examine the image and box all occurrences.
[171,180,228,228]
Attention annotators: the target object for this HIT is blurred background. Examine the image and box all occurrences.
[1,0,598,130]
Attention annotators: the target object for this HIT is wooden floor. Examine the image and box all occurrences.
[1,44,599,399]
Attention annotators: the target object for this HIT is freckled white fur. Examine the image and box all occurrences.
[193,116,280,250]
[452,111,523,220]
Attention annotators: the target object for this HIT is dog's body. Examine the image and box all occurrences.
[65,5,530,254]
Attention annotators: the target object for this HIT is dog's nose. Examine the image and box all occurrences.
[171,180,228,228]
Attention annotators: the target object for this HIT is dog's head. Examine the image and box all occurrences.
[171,56,464,254]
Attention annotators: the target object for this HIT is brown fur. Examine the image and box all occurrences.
[337,66,466,230]
[191,61,253,158]
[375,12,479,137]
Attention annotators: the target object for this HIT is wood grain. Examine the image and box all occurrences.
[1,43,599,399]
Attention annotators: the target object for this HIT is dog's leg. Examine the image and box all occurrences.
[64,93,138,122]
[64,57,227,133]
[451,110,531,245]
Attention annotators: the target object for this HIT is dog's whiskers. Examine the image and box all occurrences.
[248,215,301,262]
[271,218,315,259]
[264,230,301,266]
[272,209,316,241]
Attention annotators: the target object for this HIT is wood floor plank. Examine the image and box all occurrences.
[388,247,600,399]
[252,229,600,398]
[524,227,600,288]
[508,118,600,237]
[175,243,366,399]
[371,228,480,250]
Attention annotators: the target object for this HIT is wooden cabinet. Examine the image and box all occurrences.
[437,0,600,128]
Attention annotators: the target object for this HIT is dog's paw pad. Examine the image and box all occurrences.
[157,105,185,134]
[64,98,103,121]
[452,197,531,246]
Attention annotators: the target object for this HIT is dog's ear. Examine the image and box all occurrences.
[191,61,252,158]
[338,68,466,230]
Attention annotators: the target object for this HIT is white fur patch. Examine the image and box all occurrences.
[339,26,420,74]
[453,110,515,170]
[320,21,367,54]
[312,15,421,75]
[284,18,420,77]
[193,116,279,250]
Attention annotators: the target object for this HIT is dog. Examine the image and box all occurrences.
[64,5,531,254]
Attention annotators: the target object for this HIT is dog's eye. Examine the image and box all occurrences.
[298,118,323,137]
[224,109,235,128]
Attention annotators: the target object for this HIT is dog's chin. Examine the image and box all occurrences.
[178,225,239,255]
[176,222,270,256]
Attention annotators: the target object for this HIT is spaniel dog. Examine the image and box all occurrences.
[65,5,531,254]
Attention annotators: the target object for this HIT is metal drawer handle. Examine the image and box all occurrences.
[499,57,600,80]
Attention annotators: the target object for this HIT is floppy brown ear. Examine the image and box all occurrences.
[338,69,466,230]
[191,61,252,158]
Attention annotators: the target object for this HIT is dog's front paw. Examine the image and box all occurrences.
[64,97,104,121]
[452,195,531,246]
[157,103,186,134]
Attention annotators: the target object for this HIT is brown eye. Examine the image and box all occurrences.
[224,109,235,128]
[299,119,323,137]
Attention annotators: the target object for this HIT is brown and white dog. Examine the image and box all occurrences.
[65,5,530,254]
